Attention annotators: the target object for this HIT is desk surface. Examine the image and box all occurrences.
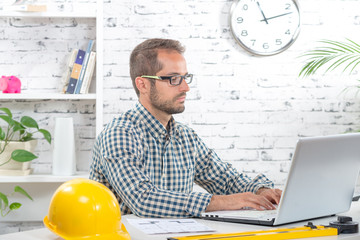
[1,201,360,240]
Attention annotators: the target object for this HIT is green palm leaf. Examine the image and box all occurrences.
[299,39,360,78]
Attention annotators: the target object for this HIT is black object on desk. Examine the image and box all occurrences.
[329,216,359,234]
[353,195,360,201]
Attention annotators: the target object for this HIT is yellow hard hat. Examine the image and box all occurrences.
[44,178,131,240]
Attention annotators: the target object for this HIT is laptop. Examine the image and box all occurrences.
[201,133,360,226]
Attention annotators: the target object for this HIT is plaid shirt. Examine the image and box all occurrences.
[90,102,274,218]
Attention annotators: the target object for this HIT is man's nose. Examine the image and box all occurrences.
[179,79,190,92]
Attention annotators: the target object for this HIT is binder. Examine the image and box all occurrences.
[80,51,96,94]
[74,40,94,94]
[61,49,78,93]
[66,49,85,94]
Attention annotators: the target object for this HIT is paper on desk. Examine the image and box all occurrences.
[126,218,216,235]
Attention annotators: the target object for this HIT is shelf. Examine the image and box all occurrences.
[0,172,89,183]
[0,3,97,18]
[0,11,96,18]
[0,93,96,100]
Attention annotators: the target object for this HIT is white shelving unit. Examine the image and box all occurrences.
[0,93,97,100]
[0,1,103,135]
[0,0,103,221]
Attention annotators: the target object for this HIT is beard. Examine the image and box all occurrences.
[149,84,186,115]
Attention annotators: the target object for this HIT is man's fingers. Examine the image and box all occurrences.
[247,195,276,210]
[259,189,282,205]
[210,191,282,212]
[273,189,282,204]
[275,189,282,196]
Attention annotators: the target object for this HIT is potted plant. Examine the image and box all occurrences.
[0,186,33,217]
[0,107,51,175]
[299,39,360,86]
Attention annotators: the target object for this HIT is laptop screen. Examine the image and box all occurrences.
[201,133,360,226]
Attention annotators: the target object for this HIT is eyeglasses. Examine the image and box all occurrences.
[141,74,193,86]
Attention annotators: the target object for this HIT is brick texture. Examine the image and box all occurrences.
[103,0,360,185]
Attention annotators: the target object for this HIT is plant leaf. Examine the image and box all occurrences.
[39,129,51,144]
[0,192,9,210]
[9,202,21,210]
[0,128,5,140]
[350,56,360,73]
[347,39,360,52]
[11,150,38,162]
[20,133,34,142]
[12,121,26,133]
[14,186,33,201]
[299,39,360,77]
[20,116,39,129]
[0,115,14,126]
[0,108,12,118]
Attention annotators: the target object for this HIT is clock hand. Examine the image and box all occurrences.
[256,1,269,24]
[260,12,293,22]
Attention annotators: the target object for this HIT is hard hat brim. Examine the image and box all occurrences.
[44,216,131,240]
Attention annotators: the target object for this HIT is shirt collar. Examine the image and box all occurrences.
[135,102,178,139]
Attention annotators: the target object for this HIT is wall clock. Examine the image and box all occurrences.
[230,0,301,56]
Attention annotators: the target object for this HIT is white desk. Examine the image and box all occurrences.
[1,201,360,240]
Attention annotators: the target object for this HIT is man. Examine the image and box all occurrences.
[90,38,282,218]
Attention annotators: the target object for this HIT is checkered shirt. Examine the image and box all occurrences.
[90,102,274,218]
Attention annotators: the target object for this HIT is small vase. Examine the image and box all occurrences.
[52,117,76,176]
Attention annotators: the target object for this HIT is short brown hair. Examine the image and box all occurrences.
[129,38,185,96]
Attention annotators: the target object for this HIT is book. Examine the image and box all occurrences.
[80,51,96,94]
[74,40,94,94]
[66,49,86,94]
[61,49,78,94]
[2,4,47,12]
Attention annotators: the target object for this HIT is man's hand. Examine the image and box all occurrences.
[256,188,282,205]
[205,189,282,212]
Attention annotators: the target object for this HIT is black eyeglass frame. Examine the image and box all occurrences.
[140,74,193,86]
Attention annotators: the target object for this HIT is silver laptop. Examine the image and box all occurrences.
[201,133,360,226]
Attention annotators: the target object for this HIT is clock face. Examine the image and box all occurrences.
[230,0,301,56]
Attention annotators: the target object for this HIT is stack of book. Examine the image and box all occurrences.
[63,40,96,94]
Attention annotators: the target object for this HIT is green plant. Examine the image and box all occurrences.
[0,107,51,167]
[0,186,33,217]
[299,39,360,78]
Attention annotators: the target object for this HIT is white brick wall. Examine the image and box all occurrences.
[103,0,360,181]
[1,0,360,234]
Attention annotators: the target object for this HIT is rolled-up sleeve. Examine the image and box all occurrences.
[193,132,274,195]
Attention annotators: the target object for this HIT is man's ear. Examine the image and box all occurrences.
[135,76,148,95]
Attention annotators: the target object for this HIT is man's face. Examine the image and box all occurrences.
[149,50,190,115]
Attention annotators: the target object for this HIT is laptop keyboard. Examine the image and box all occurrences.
[209,209,278,220]
[231,209,277,219]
